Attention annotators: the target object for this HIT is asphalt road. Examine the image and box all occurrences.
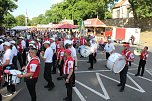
[2,44,152,101]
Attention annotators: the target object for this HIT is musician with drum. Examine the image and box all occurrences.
[104,39,115,66]
[17,48,40,101]
[135,46,149,76]
[2,42,16,97]
[118,44,134,92]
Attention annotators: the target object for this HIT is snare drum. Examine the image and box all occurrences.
[107,53,126,73]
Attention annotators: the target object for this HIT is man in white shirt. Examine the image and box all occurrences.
[50,38,57,74]
[10,40,18,70]
[88,39,98,70]
[2,42,16,97]
[104,39,115,60]
[41,41,55,91]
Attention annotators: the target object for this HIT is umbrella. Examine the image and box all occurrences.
[56,23,77,29]
[12,26,28,31]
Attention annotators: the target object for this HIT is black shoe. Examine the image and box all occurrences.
[119,87,124,92]
[57,76,63,80]
[72,84,75,87]
[117,83,122,86]
[48,85,55,91]
[63,97,72,101]
[135,74,140,76]
[140,74,143,76]
[44,85,50,88]
[88,67,93,70]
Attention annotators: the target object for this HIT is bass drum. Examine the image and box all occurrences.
[80,46,92,57]
[107,53,126,73]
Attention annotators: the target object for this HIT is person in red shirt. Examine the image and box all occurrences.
[118,44,134,92]
[79,36,86,46]
[57,42,65,80]
[135,46,149,76]
[72,36,78,48]
[17,48,40,101]
[63,49,74,101]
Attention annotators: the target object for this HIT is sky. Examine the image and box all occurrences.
[11,0,63,19]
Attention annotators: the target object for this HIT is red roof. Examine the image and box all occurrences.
[55,23,77,29]
[113,0,127,9]
[84,18,106,28]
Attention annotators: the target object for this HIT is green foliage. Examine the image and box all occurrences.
[0,0,18,25]
[3,13,16,28]
[15,15,26,26]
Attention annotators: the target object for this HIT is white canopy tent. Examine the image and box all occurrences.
[12,26,28,31]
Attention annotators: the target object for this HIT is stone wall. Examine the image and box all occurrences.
[103,17,152,31]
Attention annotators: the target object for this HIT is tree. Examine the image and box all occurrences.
[15,15,26,26]
[0,0,18,26]
[3,13,16,28]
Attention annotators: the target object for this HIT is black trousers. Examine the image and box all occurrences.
[52,53,57,73]
[72,61,75,85]
[22,49,27,66]
[44,63,54,87]
[12,56,18,70]
[26,78,38,101]
[106,52,110,60]
[58,60,64,76]
[93,52,97,63]
[89,53,94,68]
[64,75,72,101]
[137,59,146,75]
[17,52,23,68]
[119,65,128,88]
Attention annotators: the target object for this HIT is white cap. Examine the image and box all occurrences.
[29,41,35,44]
[29,44,36,48]
[50,38,55,41]
[9,40,16,44]
[3,42,11,46]
[0,39,3,42]
[43,41,50,45]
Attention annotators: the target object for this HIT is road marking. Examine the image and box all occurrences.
[76,80,110,100]
[78,59,106,62]
[128,72,152,82]
[75,68,138,74]
[97,73,145,93]
[73,87,86,101]
[96,73,110,100]
[146,70,152,76]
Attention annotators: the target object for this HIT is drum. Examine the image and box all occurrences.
[6,70,22,84]
[107,53,126,73]
[80,46,92,57]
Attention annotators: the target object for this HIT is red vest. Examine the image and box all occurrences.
[122,50,134,65]
[63,56,74,74]
[140,51,148,60]
[26,56,40,79]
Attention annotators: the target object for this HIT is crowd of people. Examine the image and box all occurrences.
[0,29,149,101]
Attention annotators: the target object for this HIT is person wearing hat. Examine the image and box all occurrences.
[117,44,134,92]
[63,49,74,101]
[67,40,78,87]
[40,41,55,91]
[104,39,115,67]
[50,38,57,74]
[10,41,18,70]
[2,42,16,97]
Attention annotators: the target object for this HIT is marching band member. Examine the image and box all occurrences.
[117,44,134,92]
[17,39,23,68]
[135,46,149,76]
[17,48,40,101]
[10,40,18,70]
[79,36,87,58]
[50,38,57,74]
[57,42,65,80]
[20,37,27,66]
[68,41,78,87]
[104,39,115,60]
[63,49,74,101]
[88,39,98,70]
[2,42,16,97]
[41,41,55,91]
